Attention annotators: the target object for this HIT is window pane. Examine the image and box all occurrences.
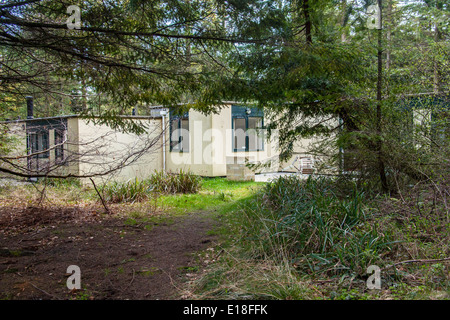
[170,119,181,151]
[55,130,65,160]
[170,117,189,152]
[248,117,263,150]
[42,132,49,158]
[181,119,189,152]
[233,118,246,151]
[29,133,38,156]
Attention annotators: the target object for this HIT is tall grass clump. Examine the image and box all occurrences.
[236,176,394,276]
[148,169,202,194]
[102,170,202,203]
[103,178,151,203]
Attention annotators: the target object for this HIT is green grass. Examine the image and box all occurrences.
[155,177,263,214]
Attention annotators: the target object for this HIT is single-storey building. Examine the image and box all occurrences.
[2,99,321,183]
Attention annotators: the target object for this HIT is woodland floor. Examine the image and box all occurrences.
[0,205,218,300]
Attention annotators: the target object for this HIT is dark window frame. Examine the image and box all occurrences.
[232,106,264,152]
[27,130,49,159]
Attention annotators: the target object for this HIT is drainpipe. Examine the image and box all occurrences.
[160,109,168,172]
[338,116,344,175]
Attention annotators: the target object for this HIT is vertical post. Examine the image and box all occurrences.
[160,109,168,172]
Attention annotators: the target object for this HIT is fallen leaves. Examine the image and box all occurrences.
[0,204,103,236]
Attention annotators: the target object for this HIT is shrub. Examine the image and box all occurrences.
[103,178,151,203]
[148,169,202,194]
[101,170,201,203]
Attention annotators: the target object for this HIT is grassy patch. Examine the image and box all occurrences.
[155,178,263,214]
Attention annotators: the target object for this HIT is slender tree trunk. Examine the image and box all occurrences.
[385,0,392,75]
[376,0,389,193]
[341,0,347,43]
[303,0,312,45]
[433,21,440,93]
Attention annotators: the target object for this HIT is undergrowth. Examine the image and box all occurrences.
[187,175,449,300]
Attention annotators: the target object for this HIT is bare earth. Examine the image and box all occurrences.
[0,206,218,300]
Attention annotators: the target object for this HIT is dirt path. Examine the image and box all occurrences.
[0,207,219,300]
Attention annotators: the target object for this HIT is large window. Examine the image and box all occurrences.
[28,131,49,158]
[170,112,189,152]
[232,106,264,152]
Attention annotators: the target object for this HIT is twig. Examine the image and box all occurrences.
[15,272,61,300]
[90,178,111,215]
[29,178,49,206]
[122,268,135,292]
[37,177,48,206]
[382,257,450,271]
[29,282,61,300]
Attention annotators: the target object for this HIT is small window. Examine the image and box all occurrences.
[170,114,189,152]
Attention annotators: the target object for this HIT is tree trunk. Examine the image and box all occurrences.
[433,19,440,93]
[341,0,347,43]
[303,0,312,45]
[385,0,391,73]
[376,0,389,193]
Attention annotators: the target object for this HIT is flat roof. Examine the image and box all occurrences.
[1,114,163,124]
[1,101,245,124]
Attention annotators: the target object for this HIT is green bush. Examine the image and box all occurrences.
[148,169,202,194]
